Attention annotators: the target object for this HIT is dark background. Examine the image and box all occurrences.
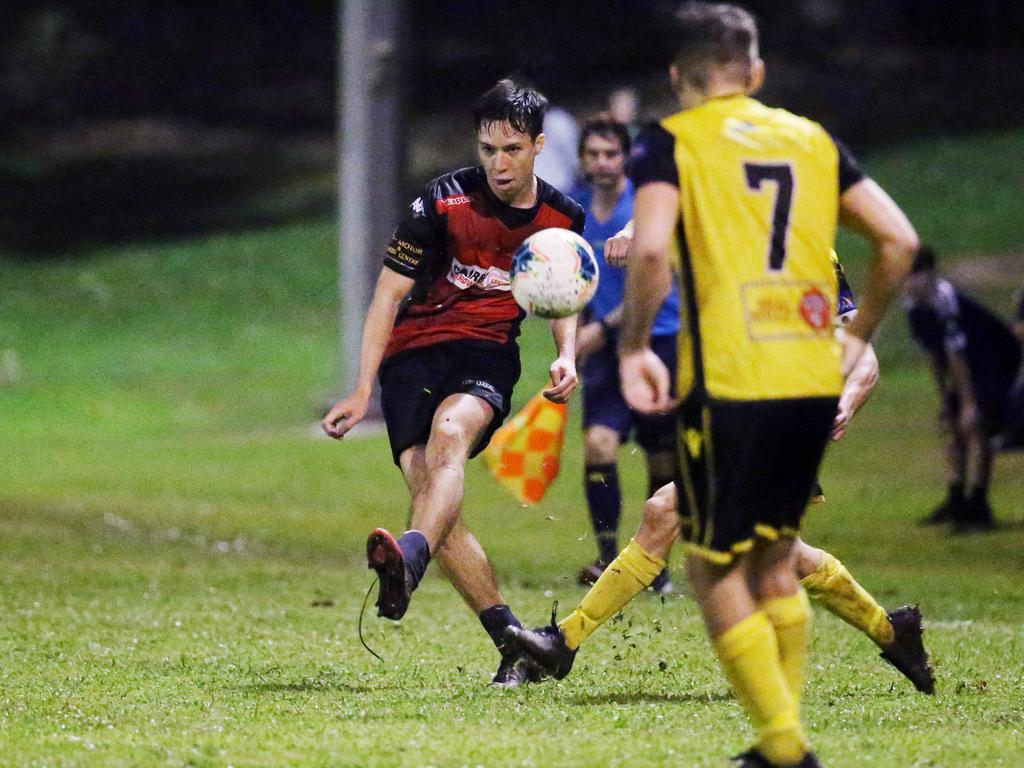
[3,0,1022,255]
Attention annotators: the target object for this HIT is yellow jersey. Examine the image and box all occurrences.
[630,95,863,401]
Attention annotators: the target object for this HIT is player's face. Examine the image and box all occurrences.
[478,121,543,205]
[580,133,626,191]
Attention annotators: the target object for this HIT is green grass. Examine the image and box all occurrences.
[3,132,1024,767]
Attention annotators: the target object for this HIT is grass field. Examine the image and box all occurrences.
[2,131,1024,767]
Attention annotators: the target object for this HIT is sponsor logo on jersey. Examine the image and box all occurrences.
[446,257,511,292]
[438,194,472,209]
[799,288,831,331]
[411,196,424,215]
[741,280,833,340]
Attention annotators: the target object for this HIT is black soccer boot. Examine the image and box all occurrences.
[952,495,996,533]
[577,560,606,586]
[503,615,577,680]
[366,528,412,620]
[731,749,822,767]
[490,651,546,689]
[649,567,675,595]
[879,605,935,694]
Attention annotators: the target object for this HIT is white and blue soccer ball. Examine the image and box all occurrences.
[510,228,600,319]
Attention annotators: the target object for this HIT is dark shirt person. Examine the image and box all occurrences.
[905,247,1022,529]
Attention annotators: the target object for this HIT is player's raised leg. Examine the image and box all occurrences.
[795,539,934,693]
[506,482,679,677]
[370,393,492,620]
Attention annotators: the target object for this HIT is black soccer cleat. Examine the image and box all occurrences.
[731,749,822,767]
[951,497,996,533]
[504,621,577,680]
[650,567,675,595]
[577,560,606,586]
[879,605,935,694]
[366,527,411,620]
[490,652,546,689]
[919,496,958,526]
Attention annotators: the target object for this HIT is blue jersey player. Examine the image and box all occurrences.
[571,115,677,592]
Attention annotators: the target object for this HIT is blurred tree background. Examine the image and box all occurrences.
[2,0,1022,255]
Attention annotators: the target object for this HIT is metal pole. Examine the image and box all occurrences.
[337,0,404,411]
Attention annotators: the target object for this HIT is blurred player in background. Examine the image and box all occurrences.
[322,79,584,687]
[905,247,1022,530]
[571,114,676,594]
[514,4,917,766]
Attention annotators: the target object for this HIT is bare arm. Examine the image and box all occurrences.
[618,182,677,413]
[831,334,879,440]
[619,184,676,353]
[839,178,919,374]
[321,268,414,438]
[545,315,579,403]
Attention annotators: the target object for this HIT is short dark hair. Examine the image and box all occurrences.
[672,2,759,90]
[473,79,548,139]
[578,113,631,157]
[911,245,938,273]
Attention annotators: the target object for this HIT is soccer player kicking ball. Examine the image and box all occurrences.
[510,4,918,766]
[322,79,584,687]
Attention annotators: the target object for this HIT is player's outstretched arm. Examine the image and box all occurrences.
[619,183,676,413]
[832,333,879,440]
[545,315,579,403]
[322,268,414,439]
[839,178,919,375]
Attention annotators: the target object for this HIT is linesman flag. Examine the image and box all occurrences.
[483,390,568,505]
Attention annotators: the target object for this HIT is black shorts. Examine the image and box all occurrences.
[581,333,677,453]
[379,340,521,466]
[674,396,838,564]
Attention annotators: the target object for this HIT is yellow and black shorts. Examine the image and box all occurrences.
[674,395,838,564]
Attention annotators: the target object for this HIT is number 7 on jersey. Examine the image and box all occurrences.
[744,162,794,272]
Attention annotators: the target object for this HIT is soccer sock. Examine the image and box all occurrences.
[713,611,808,767]
[967,484,988,506]
[947,481,965,506]
[558,538,665,650]
[478,604,522,653]
[585,463,621,564]
[800,551,894,647]
[397,530,431,592]
[762,590,812,707]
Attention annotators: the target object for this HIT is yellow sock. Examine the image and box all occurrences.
[762,590,812,707]
[713,611,808,767]
[558,539,666,650]
[801,551,894,647]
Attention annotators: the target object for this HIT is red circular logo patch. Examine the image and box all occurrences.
[799,288,831,331]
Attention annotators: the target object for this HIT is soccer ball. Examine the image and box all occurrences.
[510,228,599,319]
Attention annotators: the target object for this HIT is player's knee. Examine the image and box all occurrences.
[641,489,678,537]
[429,420,474,463]
[583,428,619,464]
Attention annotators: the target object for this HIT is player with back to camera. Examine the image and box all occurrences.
[321,79,584,687]
[510,4,918,766]
[571,114,677,594]
[566,114,929,673]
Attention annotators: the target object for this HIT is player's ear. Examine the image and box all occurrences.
[748,58,765,94]
[533,132,546,154]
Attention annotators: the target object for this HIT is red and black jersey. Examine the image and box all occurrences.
[382,166,585,359]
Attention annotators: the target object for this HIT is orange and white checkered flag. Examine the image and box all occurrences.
[483,390,568,505]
